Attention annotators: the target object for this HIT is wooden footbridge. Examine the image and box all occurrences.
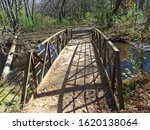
[21,27,124,113]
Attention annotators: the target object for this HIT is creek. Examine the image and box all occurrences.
[114,42,150,79]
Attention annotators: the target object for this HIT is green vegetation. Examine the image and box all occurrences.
[0,0,150,33]
[0,82,21,112]
[19,12,95,31]
[0,0,150,112]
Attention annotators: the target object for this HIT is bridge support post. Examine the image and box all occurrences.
[116,51,124,110]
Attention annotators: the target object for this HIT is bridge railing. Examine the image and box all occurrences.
[21,29,72,105]
[92,28,124,110]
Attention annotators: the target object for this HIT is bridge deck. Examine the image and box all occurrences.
[22,35,112,113]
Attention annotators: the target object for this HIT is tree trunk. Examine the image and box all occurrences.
[112,0,123,15]
[1,36,17,81]
[31,0,35,23]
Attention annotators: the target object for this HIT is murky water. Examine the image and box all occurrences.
[114,42,150,79]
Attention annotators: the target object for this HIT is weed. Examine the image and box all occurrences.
[123,87,134,97]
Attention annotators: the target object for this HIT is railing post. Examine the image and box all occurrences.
[41,43,48,80]
[21,51,32,106]
[31,55,38,87]
[107,49,112,79]
[111,56,116,93]
[71,28,72,39]
[48,42,52,67]
[30,55,39,97]
[97,31,100,53]
[96,31,98,49]
[103,39,107,67]
[92,29,94,40]
[116,51,124,110]
[99,33,102,57]
[65,29,68,46]
[68,28,72,41]
[61,32,64,50]
[56,36,60,54]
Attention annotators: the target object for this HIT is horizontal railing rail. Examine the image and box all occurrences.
[92,28,124,110]
[21,29,72,105]
[71,27,92,39]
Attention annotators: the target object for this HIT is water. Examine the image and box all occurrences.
[114,42,150,79]
[37,43,58,60]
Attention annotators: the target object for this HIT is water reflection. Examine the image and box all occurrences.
[114,42,150,79]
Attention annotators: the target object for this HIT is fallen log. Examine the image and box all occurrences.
[109,34,130,43]
[0,35,17,81]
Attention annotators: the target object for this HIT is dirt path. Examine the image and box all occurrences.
[21,35,112,113]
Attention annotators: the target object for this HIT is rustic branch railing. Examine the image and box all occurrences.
[21,29,72,105]
[92,28,124,110]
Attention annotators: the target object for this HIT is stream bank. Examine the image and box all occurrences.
[114,42,150,79]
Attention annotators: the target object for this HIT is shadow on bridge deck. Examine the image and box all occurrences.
[22,35,114,113]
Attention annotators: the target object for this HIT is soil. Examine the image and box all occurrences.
[122,76,150,112]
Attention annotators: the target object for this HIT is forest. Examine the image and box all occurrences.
[0,0,150,113]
